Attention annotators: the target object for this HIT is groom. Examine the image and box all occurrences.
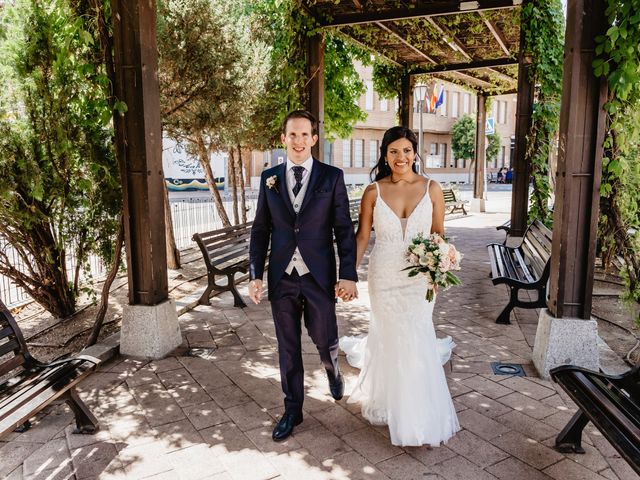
[249,110,358,441]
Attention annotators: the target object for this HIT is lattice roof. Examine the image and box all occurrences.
[304,0,523,93]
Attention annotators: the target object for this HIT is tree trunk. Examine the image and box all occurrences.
[164,184,181,269]
[195,136,231,227]
[85,215,125,347]
[237,144,247,224]
[228,148,239,225]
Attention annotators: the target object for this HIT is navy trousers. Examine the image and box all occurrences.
[270,271,339,415]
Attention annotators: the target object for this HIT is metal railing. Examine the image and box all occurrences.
[0,197,258,309]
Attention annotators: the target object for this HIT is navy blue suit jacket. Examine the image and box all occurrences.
[249,159,358,300]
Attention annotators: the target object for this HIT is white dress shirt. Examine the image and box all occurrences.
[284,157,313,276]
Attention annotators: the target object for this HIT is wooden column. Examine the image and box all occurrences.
[510,15,535,237]
[548,0,607,319]
[473,94,487,199]
[112,0,168,305]
[306,33,324,161]
[400,74,414,128]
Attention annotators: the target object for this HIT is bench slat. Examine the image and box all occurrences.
[0,354,26,378]
[203,232,252,254]
[0,326,14,341]
[0,361,95,438]
[0,339,19,358]
[513,248,535,283]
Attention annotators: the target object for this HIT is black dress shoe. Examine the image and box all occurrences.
[272,412,303,441]
[329,372,344,400]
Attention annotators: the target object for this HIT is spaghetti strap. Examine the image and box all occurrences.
[374,181,381,197]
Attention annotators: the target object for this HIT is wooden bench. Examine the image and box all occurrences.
[0,301,99,439]
[193,222,256,308]
[487,219,552,324]
[442,188,468,215]
[349,197,361,225]
[550,364,640,475]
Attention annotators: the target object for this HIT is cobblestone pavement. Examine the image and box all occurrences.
[1,211,638,480]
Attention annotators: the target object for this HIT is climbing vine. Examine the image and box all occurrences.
[520,0,565,227]
[593,0,640,307]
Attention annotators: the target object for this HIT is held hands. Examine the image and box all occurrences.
[335,280,358,302]
[249,279,264,304]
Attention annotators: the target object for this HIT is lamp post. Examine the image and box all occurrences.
[414,84,428,172]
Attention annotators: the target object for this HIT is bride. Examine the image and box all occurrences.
[340,126,460,447]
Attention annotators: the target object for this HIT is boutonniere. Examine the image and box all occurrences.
[265,175,279,193]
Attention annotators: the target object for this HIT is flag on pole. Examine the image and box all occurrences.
[429,84,438,113]
[434,85,445,111]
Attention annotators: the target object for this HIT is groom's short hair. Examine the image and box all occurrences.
[282,110,318,136]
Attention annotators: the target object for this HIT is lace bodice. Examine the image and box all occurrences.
[372,180,433,244]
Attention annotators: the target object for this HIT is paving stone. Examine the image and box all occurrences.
[606,456,640,480]
[456,392,513,418]
[244,425,301,457]
[495,410,558,442]
[200,422,255,457]
[543,459,611,480]
[268,449,330,480]
[207,384,252,409]
[404,444,457,467]
[183,401,230,431]
[486,456,554,480]
[430,455,499,480]
[22,438,72,477]
[13,411,73,445]
[224,401,273,432]
[599,467,620,480]
[445,429,508,468]
[155,418,205,452]
[456,409,510,441]
[24,463,75,480]
[129,382,186,427]
[293,425,352,460]
[341,427,402,464]
[322,451,388,480]
[497,392,558,420]
[117,440,172,478]
[452,360,495,375]
[541,438,610,474]
[313,405,366,438]
[496,376,555,400]
[490,431,564,470]
[219,449,278,480]
[376,453,436,480]
[148,357,184,373]
[69,441,121,479]
[165,444,226,480]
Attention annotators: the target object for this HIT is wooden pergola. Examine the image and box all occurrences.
[113,0,608,374]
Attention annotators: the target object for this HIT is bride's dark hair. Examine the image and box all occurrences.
[371,126,420,181]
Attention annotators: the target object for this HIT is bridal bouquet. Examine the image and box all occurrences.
[403,233,462,302]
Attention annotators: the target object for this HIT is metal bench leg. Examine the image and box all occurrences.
[227,274,247,308]
[555,410,588,454]
[198,274,216,305]
[64,388,99,434]
[14,420,32,433]
[496,286,517,324]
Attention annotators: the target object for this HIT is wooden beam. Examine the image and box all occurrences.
[319,0,522,27]
[411,57,517,74]
[548,0,608,319]
[351,0,364,10]
[375,22,437,63]
[483,17,511,55]
[426,17,472,61]
[339,30,403,67]
[486,67,517,84]
[306,33,325,161]
[474,94,487,199]
[112,0,168,305]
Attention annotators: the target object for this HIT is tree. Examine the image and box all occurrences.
[0,0,121,318]
[156,0,250,229]
[486,131,501,165]
[451,115,476,164]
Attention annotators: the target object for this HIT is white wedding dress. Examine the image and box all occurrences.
[340,181,460,447]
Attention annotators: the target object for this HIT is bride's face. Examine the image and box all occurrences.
[385,138,415,175]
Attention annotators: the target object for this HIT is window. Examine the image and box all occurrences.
[430,143,438,155]
[441,143,447,166]
[342,140,352,168]
[369,140,379,167]
[492,101,498,122]
[380,99,388,111]
[499,101,507,124]
[463,93,470,114]
[501,146,506,167]
[365,81,374,110]
[451,92,459,118]
[354,139,364,168]
[324,141,333,165]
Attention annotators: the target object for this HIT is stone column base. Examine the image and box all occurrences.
[471,197,486,213]
[532,309,599,380]
[120,299,182,359]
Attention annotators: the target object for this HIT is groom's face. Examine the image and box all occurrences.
[281,118,318,164]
